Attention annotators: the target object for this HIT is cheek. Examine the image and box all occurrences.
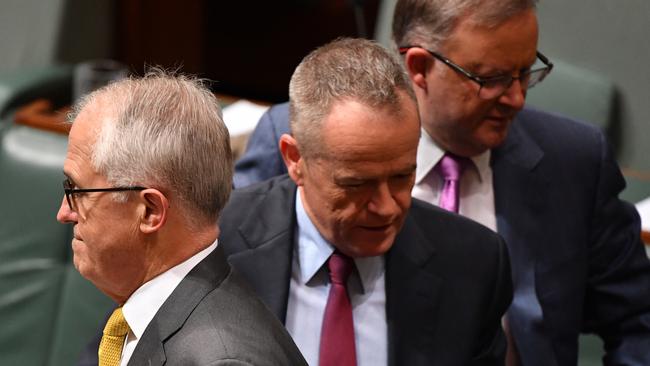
[395,192,413,212]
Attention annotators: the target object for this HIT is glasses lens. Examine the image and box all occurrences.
[477,77,512,100]
[63,179,74,211]
[527,68,550,89]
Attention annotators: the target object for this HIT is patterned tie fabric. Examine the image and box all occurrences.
[319,251,357,366]
[435,153,470,213]
[99,307,130,366]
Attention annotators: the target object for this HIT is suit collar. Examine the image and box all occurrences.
[492,111,558,365]
[385,206,442,365]
[227,175,297,322]
[127,245,231,365]
[492,111,544,171]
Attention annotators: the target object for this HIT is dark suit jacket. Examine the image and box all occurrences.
[233,102,650,366]
[79,245,307,366]
[219,175,513,365]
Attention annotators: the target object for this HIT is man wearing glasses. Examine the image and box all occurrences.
[58,72,306,366]
[234,0,650,364]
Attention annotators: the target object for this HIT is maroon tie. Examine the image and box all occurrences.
[435,153,470,213]
[319,251,357,366]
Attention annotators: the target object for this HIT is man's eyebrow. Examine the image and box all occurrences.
[63,173,75,185]
[395,164,417,175]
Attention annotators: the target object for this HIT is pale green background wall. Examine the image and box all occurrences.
[536,0,650,173]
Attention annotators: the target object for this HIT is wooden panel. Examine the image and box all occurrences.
[115,0,205,75]
[204,0,379,102]
[114,0,379,102]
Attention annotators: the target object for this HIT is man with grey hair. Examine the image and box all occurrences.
[220,37,513,365]
[58,71,306,366]
[234,1,650,365]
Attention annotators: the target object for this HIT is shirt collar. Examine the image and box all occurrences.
[294,188,383,294]
[415,128,491,184]
[122,239,218,339]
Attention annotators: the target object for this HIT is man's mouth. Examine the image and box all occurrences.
[485,115,511,123]
[360,223,393,232]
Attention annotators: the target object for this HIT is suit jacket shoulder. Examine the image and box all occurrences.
[386,198,512,364]
[493,107,650,365]
[233,103,290,188]
[128,245,306,366]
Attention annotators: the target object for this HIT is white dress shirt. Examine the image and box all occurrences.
[118,240,218,366]
[285,189,387,366]
[412,128,497,232]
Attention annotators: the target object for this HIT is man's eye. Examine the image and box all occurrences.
[482,75,511,86]
[338,180,367,189]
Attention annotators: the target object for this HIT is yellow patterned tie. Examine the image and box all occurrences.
[98,307,130,366]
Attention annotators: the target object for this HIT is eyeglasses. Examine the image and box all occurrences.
[63,178,146,211]
[398,46,554,100]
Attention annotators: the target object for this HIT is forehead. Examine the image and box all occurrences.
[63,102,103,180]
[315,97,419,174]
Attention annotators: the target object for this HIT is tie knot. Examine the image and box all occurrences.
[104,307,130,337]
[327,251,355,285]
[435,153,470,181]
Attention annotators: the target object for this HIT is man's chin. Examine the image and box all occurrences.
[477,121,512,150]
[344,235,396,258]
[71,241,89,275]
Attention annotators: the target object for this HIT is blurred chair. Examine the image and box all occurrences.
[526,59,618,134]
[0,86,113,366]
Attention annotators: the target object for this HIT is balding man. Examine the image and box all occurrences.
[59,71,306,366]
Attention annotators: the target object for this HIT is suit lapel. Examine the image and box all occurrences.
[227,177,297,322]
[492,117,558,366]
[385,211,442,365]
[127,246,231,366]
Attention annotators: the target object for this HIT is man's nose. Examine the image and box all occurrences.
[56,196,77,224]
[367,182,401,218]
[498,78,526,111]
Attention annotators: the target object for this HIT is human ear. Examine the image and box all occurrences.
[138,189,168,234]
[279,133,304,185]
[404,48,432,91]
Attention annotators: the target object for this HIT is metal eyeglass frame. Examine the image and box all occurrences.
[398,46,554,99]
[63,178,146,211]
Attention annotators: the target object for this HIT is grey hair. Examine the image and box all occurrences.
[288,37,416,158]
[392,0,538,50]
[69,69,232,224]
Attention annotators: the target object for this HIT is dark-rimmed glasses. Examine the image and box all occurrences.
[398,46,554,100]
[63,178,146,211]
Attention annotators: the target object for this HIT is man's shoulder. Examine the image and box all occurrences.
[407,198,505,253]
[224,175,294,214]
[514,106,604,144]
[164,269,305,365]
[503,106,609,168]
[409,198,498,235]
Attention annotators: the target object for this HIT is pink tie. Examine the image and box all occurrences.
[319,251,357,366]
[435,153,470,213]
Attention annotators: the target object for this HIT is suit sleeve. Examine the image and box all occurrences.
[584,131,650,364]
[233,103,290,188]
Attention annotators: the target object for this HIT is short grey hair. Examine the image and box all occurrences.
[70,69,232,224]
[288,37,415,158]
[393,0,538,50]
